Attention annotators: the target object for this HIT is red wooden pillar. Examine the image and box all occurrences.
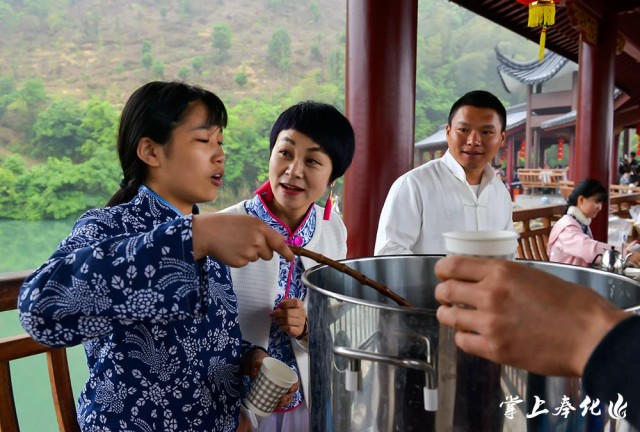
[574,10,616,242]
[569,136,576,181]
[343,0,418,257]
[610,133,620,185]
[506,135,515,195]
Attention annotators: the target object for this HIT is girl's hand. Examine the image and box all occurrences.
[236,414,252,432]
[242,349,300,409]
[192,213,294,266]
[242,347,268,378]
[272,299,307,338]
[275,381,299,409]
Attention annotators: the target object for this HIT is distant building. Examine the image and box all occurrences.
[415,47,632,188]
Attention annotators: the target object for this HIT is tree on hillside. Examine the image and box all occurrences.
[178,0,192,17]
[310,43,322,62]
[31,99,85,160]
[327,48,344,85]
[17,79,47,111]
[234,71,248,87]
[212,23,232,64]
[286,69,343,111]
[265,0,288,11]
[0,155,26,218]
[178,66,190,81]
[268,28,291,72]
[192,56,204,75]
[0,75,17,118]
[142,40,152,55]
[78,98,119,158]
[141,40,153,69]
[141,52,153,69]
[152,61,165,79]
[309,2,321,23]
[3,79,48,137]
[223,98,284,192]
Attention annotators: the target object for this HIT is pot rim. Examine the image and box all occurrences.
[302,254,440,314]
[301,254,640,313]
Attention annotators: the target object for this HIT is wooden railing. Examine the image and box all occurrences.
[556,180,640,200]
[0,271,80,432]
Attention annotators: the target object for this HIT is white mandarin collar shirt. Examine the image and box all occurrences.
[375,150,513,255]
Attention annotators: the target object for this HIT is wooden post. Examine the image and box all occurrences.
[575,10,616,242]
[525,85,533,168]
[611,133,620,185]
[506,135,515,196]
[344,0,418,257]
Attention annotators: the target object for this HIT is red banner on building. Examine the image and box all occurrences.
[519,139,526,159]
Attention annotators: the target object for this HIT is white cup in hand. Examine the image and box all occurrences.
[243,357,298,419]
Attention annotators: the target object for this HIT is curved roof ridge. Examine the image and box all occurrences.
[495,46,569,89]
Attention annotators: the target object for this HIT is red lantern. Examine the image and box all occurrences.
[516,0,560,61]
[557,137,565,160]
[519,139,526,159]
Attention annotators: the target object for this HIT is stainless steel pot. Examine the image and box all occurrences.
[302,255,640,432]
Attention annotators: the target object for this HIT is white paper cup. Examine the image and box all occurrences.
[243,357,299,417]
[442,230,518,260]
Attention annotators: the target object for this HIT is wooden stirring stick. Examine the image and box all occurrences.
[289,245,412,307]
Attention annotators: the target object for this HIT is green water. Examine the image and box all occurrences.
[0,218,77,273]
[1,218,89,431]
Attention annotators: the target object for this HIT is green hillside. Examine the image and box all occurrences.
[0,0,539,222]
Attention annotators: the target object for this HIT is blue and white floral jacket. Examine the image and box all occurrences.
[18,185,249,432]
[224,194,347,412]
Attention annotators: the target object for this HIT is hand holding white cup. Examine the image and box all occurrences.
[242,357,299,426]
[441,230,519,314]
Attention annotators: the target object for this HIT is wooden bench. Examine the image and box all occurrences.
[0,271,80,432]
[517,168,568,193]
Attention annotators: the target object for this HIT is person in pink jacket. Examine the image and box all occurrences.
[548,178,640,267]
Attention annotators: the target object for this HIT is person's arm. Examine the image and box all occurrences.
[582,315,640,424]
[18,214,210,347]
[433,256,630,377]
[19,212,293,347]
[553,223,610,265]
[374,175,423,255]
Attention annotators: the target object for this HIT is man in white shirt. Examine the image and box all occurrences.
[375,90,513,255]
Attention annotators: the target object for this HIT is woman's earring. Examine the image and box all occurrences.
[323,184,334,220]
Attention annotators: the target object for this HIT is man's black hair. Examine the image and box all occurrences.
[447,90,507,132]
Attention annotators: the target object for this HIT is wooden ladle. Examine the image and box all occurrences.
[290,245,412,307]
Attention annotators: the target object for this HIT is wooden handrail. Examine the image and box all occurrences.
[0,270,32,313]
[512,204,567,222]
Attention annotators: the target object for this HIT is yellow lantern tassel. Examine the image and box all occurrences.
[538,26,547,61]
[528,0,556,27]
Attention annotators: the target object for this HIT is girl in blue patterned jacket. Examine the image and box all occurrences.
[225,102,355,431]
[17,81,295,432]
